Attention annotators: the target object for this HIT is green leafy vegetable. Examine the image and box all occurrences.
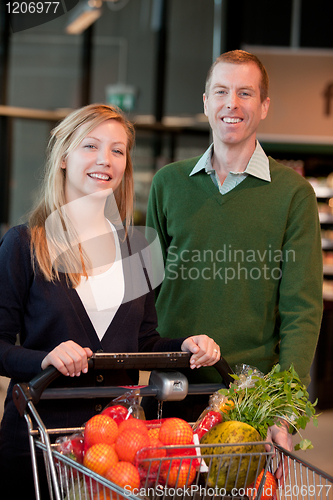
[219,364,318,451]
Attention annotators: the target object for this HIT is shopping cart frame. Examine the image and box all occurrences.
[14,353,333,500]
[271,445,333,500]
[13,351,235,500]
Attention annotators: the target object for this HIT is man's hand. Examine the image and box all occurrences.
[266,420,293,484]
[41,340,93,377]
[181,335,220,368]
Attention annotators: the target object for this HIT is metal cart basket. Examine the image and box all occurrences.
[13,353,331,500]
[271,445,333,500]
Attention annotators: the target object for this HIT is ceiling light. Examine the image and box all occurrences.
[66,0,103,35]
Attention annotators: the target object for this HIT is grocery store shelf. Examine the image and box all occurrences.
[319,212,333,224]
[323,280,333,300]
[323,291,333,301]
[0,104,69,121]
[323,264,333,275]
[311,185,333,199]
[322,238,333,250]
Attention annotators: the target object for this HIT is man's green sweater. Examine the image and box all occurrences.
[146,156,323,386]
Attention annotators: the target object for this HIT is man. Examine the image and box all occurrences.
[145,51,323,448]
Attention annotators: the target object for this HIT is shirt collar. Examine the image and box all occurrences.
[189,144,213,176]
[189,141,271,182]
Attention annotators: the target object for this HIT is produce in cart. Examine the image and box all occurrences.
[105,461,140,493]
[217,363,318,450]
[200,421,266,490]
[246,469,277,500]
[55,433,85,464]
[199,363,318,492]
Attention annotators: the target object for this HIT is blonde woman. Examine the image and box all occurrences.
[0,104,220,499]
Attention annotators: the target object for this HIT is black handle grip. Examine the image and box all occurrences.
[13,352,234,412]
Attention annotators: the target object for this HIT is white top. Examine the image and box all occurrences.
[76,223,125,340]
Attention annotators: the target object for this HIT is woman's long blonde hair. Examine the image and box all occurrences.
[29,103,135,287]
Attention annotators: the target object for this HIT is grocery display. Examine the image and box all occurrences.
[308,177,333,301]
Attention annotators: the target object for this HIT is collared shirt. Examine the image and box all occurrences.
[189,141,271,195]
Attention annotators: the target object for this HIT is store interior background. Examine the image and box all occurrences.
[0,0,333,475]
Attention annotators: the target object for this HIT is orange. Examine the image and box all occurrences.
[138,437,166,471]
[83,443,118,477]
[246,470,277,500]
[161,459,196,488]
[115,429,150,463]
[84,415,118,449]
[118,418,148,435]
[105,461,140,491]
[159,418,193,445]
[92,490,112,500]
[147,427,160,440]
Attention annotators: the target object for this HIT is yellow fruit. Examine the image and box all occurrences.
[201,421,265,491]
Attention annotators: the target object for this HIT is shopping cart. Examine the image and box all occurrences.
[271,445,333,500]
[12,352,288,500]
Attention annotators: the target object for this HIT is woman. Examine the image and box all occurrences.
[0,104,220,499]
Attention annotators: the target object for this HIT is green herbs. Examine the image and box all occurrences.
[219,364,318,451]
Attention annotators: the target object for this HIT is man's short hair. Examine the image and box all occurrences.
[205,50,269,102]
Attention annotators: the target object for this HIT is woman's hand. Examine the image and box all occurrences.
[181,335,220,369]
[41,340,93,377]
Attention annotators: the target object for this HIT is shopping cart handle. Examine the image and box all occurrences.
[13,352,234,413]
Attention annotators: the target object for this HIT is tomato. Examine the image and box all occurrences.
[101,405,133,425]
[56,433,85,463]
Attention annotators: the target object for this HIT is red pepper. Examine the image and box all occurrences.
[194,410,222,440]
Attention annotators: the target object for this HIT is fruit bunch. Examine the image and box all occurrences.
[75,409,199,494]
[141,418,197,488]
[82,411,142,496]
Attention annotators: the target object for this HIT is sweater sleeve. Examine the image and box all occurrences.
[278,190,323,387]
[0,227,47,380]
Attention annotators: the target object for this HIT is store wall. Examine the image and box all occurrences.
[7,0,215,226]
[254,49,333,142]
[5,0,333,226]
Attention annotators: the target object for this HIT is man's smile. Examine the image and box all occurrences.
[222,117,243,123]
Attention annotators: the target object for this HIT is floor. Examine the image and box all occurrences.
[291,408,333,477]
[1,376,332,477]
